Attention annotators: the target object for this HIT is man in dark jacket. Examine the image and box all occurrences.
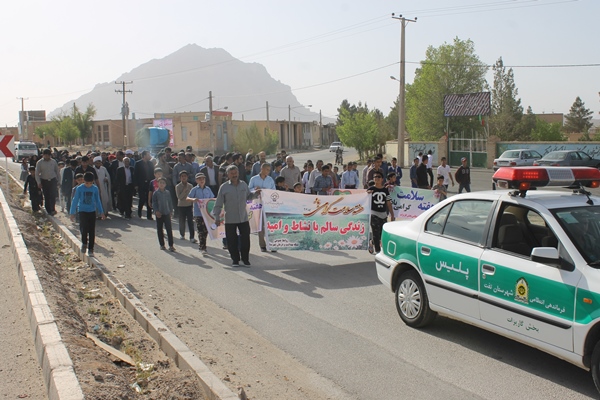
[61,160,77,212]
[199,155,220,196]
[116,157,135,219]
[134,150,155,219]
[416,155,430,189]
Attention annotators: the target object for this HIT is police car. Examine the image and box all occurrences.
[375,167,600,393]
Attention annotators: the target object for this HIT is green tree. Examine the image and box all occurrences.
[232,124,278,155]
[72,103,96,143]
[531,120,565,141]
[34,123,57,142]
[514,106,536,140]
[564,96,593,133]
[406,37,488,140]
[56,117,80,145]
[336,105,379,160]
[489,57,523,140]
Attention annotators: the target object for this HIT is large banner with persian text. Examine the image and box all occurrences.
[261,189,371,251]
[197,198,262,240]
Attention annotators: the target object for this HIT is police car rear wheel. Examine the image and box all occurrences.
[395,270,436,328]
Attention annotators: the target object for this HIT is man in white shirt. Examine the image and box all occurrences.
[248,163,276,252]
[436,156,454,189]
[307,160,324,194]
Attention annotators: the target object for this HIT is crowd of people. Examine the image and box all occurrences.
[19,145,471,266]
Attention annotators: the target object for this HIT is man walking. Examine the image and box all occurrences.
[134,150,155,219]
[213,165,261,267]
[279,156,302,190]
[456,157,471,193]
[116,157,135,219]
[248,163,276,252]
[36,149,60,215]
[416,155,430,189]
[199,155,220,196]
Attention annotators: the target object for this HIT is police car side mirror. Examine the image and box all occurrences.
[531,247,561,266]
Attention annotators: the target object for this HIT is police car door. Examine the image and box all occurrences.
[479,203,579,351]
[417,199,494,320]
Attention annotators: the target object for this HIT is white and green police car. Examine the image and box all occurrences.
[375,167,600,393]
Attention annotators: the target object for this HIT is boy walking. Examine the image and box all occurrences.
[432,175,448,202]
[176,171,196,242]
[152,177,175,251]
[367,172,395,254]
[23,166,43,212]
[70,172,105,257]
[186,173,215,255]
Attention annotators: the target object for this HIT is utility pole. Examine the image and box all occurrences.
[209,91,214,153]
[17,97,28,140]
[319,110,323,146]
[267,101,270,129]
[288,105,292,151]
[115,81,132,149]
[392,13,416,167]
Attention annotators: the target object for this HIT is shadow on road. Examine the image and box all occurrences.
[417,315,597,397]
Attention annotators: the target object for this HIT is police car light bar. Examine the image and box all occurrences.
[493,167,600,191]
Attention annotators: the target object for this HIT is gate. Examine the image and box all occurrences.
[449,138,487,168]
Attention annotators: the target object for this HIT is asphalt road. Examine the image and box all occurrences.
[4,154,598,399]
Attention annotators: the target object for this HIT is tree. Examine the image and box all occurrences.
[336,104,379,160]
[489,57,523,140]
[232,124,278,155]
[564,96,593,133]
[56,117,80,145]
[406,37,488,140]
[515,106,536,140]
[531,120,565,141]
[72,103,96,143]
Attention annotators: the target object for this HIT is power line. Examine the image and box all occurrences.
[408,61,600,68]
[414,0,579,18]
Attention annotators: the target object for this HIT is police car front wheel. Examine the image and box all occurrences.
[589,340,600,393]
[395,270,436,328]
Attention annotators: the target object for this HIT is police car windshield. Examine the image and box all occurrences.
[553,206,600,264]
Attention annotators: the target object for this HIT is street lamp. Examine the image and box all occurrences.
[288,104,311,150]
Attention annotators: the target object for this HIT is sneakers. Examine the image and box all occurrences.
[160,246,167,250]
[243,260,251,266]
[88,251,95,257]
[201,249,208,256]
[169,246,176,252]
[368,240,374,254]
[260,247,267,252]
[180,236,185,240]
[222,245,228,250]
[190,238,198,244]
[232,262,240,267]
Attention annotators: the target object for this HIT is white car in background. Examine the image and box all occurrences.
[329,142,343,152]
[493,149,543,171]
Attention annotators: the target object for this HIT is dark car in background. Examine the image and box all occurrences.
[533,150,600,168]
[493,149,543,171]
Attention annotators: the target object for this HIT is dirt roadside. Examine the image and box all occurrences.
[1,172,205,399]
[3,170,351,399]
[0,202,47,399]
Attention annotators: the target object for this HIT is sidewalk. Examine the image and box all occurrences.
[0,211,47,399]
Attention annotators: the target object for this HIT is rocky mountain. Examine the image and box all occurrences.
[52,44,320,122]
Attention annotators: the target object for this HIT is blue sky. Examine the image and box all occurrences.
[0,0,597,127]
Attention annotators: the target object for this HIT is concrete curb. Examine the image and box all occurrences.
[48,206,239,399]
[4,167,238,399]
[0,182,84,399]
